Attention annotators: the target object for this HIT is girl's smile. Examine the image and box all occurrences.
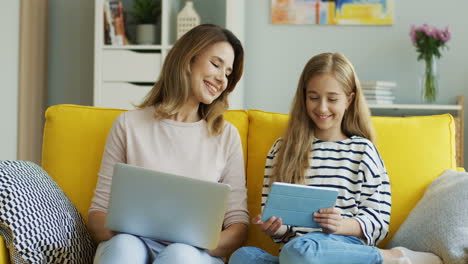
[305,74,354,142]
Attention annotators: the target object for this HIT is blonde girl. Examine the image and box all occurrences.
[229,53,441,264]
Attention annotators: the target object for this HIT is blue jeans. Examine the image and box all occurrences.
[229,232,383,264]
[94,234,224,264]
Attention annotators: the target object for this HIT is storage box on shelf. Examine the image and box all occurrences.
[93,0,245,110]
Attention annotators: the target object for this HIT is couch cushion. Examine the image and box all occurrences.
[42,105,249,223]
[372,114,457,246]
[387,169,468,264]
[0,237,8,263]
[0,160,95,263]
[245,110,289,254]
[245,110,457,253]
[42,105,125,223]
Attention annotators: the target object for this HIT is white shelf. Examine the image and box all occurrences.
[103,45,163,50]
[368,104,462,111]
[94,0,245,110]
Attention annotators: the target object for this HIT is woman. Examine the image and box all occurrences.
[88,24,249,264]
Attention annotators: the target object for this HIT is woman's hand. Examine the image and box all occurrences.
[252,214,283,237]
[88,210,118,244]
[313,208,343,234]
[204,223,247,257]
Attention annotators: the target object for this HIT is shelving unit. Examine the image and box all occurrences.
[369,104,462,110]
[93,0,245,110]
[369,95,465,167]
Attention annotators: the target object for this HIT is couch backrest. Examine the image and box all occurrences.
[42,105,457,253]
[42,105,125,223]
[41,105,249,224]
[245,110,457,253]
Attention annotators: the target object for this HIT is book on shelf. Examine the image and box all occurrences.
[364,95,396,101]
[106,0,128,45]
[362,88,394,96]
[361,80,397,88]
[366,99,394,105]
[103,1,116,45]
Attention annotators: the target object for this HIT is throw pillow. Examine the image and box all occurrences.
[387,169,468,264]
[0,160,95,263]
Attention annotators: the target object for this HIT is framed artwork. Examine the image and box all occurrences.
[271,0,394,25]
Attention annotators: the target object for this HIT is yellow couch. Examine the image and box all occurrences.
[0,104,463,263]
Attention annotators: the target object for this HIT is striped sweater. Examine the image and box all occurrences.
[262,136,391,246]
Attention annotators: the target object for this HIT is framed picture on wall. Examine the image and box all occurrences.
[271,0,394,25]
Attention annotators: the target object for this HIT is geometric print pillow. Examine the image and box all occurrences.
[0,160,95,263]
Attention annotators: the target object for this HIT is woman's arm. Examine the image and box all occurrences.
[88,210,117,244]
[88,114,127,244]
[205,223,248,257]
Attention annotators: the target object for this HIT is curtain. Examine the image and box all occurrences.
[17,0,48,163]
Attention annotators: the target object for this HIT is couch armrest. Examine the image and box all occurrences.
[0,236,9,264]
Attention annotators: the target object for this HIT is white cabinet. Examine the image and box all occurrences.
[93,0,245,110]
[102,50,161,82]
[101,82,153,109]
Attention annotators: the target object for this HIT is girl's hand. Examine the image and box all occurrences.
[313,208,343,234]
[252,214,283,237]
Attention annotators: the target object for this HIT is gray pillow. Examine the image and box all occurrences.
[387,169,468,264]
[0,160,95,263]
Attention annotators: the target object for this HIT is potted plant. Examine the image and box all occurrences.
[131,0,161,44]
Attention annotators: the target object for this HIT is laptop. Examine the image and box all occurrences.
[105,163,231,250]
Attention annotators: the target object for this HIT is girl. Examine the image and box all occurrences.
[88,24,249,264]
[229,53,441,264]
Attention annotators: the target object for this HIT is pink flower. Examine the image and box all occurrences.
[442,26,452,42]
[421,24,430,35]
[409,24,451,60]
[410,24,417,45]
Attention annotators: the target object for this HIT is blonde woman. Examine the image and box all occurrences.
[89,24,248,264]
[229,53,441,264]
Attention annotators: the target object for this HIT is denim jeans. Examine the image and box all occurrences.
[94,234,224,264]
[229,232,383,264]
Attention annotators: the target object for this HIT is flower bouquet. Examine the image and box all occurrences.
[410,24,451,102]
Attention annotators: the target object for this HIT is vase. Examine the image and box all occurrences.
[419,55,438,103]
[136,24,156,44]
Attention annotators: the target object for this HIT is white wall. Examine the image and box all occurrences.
[0,1,20,160]
[48,0,94,107]
[243,0,468,165]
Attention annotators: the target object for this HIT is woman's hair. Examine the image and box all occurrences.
[137,24,244,136]
[271,52,375,184]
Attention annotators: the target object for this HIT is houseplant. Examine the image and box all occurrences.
[410,24,451,103]
[131,0,161,44]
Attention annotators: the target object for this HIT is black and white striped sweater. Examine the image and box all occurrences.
[262,136,391,246]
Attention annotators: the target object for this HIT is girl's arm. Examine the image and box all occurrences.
[313,208,364,238]
[258,138,295,242]
[252,214,287,238]
[314,143,391,245]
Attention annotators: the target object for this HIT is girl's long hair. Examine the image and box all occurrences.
[271,52,375,184]
[137,24,244,136]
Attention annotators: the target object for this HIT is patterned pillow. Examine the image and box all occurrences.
[387,169,468,264]
[0,160,95,263]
